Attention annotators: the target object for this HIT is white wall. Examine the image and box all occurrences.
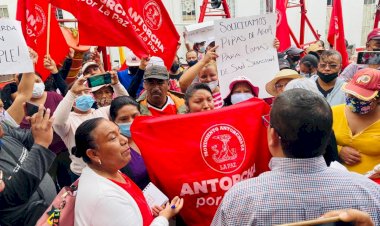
[235,0,261,17]
[342,0,363,47]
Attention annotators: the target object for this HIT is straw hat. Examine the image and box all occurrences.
[265,69,301,96]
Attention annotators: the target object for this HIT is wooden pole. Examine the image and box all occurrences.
[46,3,52,56]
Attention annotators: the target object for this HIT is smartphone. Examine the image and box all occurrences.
[25,102,43,117]
[357,51,380,64]
[276,216,354,226]
[87,73,112,88]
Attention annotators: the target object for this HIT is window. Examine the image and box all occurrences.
[327,0,333,6]
[364,0,376,4]
[361,1,377,45]
[0,6,9,18]
[56,8,64,20]
[182,0,196,22]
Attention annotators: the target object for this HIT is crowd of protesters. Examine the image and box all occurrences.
[0,26,380,226]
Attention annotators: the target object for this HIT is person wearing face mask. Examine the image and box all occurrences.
[311,50,346,106]
[180,46,224,109]
[168,55,184,92]
[110,96,150,189]
[18,72,70,190]
[341,28,380,82]
[332,68,380,174]
[185,50,199,68]
[285,45,304,71]
[224,76,259,106]
[53,71,128,181]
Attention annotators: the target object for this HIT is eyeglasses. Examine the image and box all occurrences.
[275,83,288,90]
[262,114,283,139]
[318,63,339,69]
[144,79,166,86]
[262,114,271,128]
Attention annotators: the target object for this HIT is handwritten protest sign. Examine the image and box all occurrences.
[185,21,214,44]
[215,14,279,98]
[0,19,33,74]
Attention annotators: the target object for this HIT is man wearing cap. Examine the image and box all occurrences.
[332,68,380,174]
[311,49,346,106]
[211,89,380,226]
[285,45,304,70]
[137,65,186,116]
[340,28,380,82]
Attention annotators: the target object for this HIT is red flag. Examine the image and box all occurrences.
[327,0,349,68]
[374,1,380,29]
[124,0,180,69]
[16,0,68,81]
[49,0,150,59]
[275,0,291,52]
[132,99,271,226]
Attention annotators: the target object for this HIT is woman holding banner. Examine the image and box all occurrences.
[73,118,184,226]
[184,83,215,113]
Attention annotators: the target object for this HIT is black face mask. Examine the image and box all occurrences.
[170,63,180,72]
[128,66,139,75]
[317,71,339,83]
[372,48,380,51]
[290,56,301,62]
[187,60,198,67]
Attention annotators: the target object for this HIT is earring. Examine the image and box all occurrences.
[98,159,102,165]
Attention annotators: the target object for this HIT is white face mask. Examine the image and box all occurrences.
[206,80,218,91]
[231,93,254,104]
[32,83,45,98]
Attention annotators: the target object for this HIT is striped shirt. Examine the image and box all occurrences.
[211,156,380,226]
[212,91,223,109]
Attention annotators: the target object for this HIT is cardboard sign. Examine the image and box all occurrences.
[215,14,279,98]
[0,19,33,74]
[185,20,215,44]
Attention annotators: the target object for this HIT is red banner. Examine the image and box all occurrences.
[124,0,180,69]
[327,0,349,68]
[16,0,68,81]
[132,99,271,226]
[49,0,150,59]
[275,0,291,52]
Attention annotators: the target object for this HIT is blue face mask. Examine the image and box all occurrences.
[118,122,132,137]
[75,94,95,112]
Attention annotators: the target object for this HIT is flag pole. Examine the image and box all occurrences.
[46,3,52,56]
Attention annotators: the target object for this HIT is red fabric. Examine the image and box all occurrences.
[16,0,68,81]
[275,0,291,52]
[132,99,272,226]
[124,0,180,69]
[374,3,380,29]
[327,0,349,68]
[109,173,154,226]
[49,0,150,59]
[371,178,380,185]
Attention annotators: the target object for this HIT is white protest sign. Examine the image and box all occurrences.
[215,14,279,98]
[0,19,34,74]
[185,21,214,44]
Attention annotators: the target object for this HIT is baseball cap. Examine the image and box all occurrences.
[126,51,140,67]
[285,45,304,55]
[227,76,259,97]
[278,58,291,70]
[81,62,99,75]
[143,65,169,80]
[367,28,380,42]
[342,68,380,101]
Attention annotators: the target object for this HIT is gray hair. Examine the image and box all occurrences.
[284,78,323,97]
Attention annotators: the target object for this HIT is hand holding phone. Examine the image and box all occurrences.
[87,73,112,88]
[25,102,45,117]
[357,51,380,65]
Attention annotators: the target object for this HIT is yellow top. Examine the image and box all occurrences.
[332,104,380,174]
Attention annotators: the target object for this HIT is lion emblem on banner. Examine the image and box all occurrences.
[143,0,163,31]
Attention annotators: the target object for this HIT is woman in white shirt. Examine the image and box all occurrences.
[73,118,183,226]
